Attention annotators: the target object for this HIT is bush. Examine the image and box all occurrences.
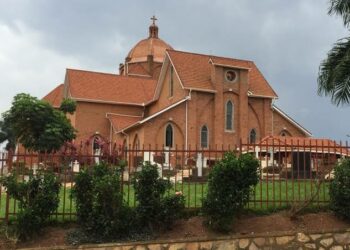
[0,171,61,239]
[158,195,185,229]
[329,159,350,219]
[202,152,259,232]
[71,162,133,239]
[59,98,76,114]
[133,162,185,232]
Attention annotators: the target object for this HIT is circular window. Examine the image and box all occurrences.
[225,70,238,82]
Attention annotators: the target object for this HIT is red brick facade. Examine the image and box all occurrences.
[43,20,311,153]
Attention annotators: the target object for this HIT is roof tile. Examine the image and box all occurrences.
[67,69,157,105]
[259,136,349,155]
[107,114,141,132]
[42,84,64,108]
[167,50,278,97]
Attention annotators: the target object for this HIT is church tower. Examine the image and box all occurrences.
[119,16,173,79]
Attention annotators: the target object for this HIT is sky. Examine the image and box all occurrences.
[0,0,349,141]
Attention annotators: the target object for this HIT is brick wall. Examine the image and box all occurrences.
[71,63,308,150]
[74,101,143,144]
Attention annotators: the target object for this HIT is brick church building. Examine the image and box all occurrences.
[44,17,311,153]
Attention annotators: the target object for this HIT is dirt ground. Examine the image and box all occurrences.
[8,212,350,249]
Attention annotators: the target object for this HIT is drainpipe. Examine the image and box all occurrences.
[109,121,113,154]
[185,90,192,151]
[270,98,277,166]
[271,98,277,136]
[105,113,113,153]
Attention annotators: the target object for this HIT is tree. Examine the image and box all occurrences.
[2,93,76,152]
[0,119,16,151]
[318,0,350,106]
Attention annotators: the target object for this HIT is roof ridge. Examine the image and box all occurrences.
[167,49,254,63]
[66,68,156,81]
[273,105,312,136]
[42,83,63,99]
[42,83,64,107]
[250,63,278,97]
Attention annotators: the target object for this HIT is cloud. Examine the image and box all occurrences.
[0,0,349,141]
[0,21,82,113]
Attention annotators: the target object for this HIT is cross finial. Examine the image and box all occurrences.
[151,15,157,25]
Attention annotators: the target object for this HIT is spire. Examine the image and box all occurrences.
[149,15,159,38]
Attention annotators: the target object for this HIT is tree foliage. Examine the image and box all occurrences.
[329,158,350,220]
[318,0,350,106]
[328,0,350,27]
[0,171,61,240]
[2,93,76,152]
[202,152,259,232]
[71,162,133,240]
[318,37,350,105]
[0,119,16,151]
[133,162,185,232]
[59,98,77,114]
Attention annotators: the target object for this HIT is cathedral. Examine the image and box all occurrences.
[43,17,311,152]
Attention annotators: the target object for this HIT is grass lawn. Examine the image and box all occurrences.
[0,179,330,221]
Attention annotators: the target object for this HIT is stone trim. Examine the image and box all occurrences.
[17,229,350,250]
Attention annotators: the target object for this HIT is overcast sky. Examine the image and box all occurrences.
[0,0,349,141]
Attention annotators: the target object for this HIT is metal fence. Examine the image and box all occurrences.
[0,138,348,221]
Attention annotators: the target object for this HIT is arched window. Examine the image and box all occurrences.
[92,136,102,164]
[93,136,102,155]
[122,138,128,154]
[226,101,233,130]
[165,124,173,147]
[122,139,127,150]
[200,125,209,148]
[133,134,140,150]
[249,129,257,144]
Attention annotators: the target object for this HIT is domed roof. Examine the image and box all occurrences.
[126,17,173,63]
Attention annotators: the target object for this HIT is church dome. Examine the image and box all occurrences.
[126,16,173,63]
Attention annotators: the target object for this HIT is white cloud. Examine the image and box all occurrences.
[0,21,82,114]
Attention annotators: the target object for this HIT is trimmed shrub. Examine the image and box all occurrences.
[202,152,259,232]
[133,162,185,232]
[0,171,61,239]
[71,169,93,229]
[158,194,185,229]
[71,162,133,239]
[330,159,350,219]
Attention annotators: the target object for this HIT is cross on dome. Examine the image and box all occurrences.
[149,15,159,38]
[151,15,157,25]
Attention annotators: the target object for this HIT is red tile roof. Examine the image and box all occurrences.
[167,50,278,97]
[107,114,141,133]
[167,50,214,90]
[67,69,157,105]
[42,84,64,108]
[258,136,349,155]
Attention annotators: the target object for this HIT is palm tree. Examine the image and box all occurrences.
[318,0,350,106]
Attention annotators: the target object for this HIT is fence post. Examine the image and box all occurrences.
[239,138,243,156]
[4,149,13,223]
